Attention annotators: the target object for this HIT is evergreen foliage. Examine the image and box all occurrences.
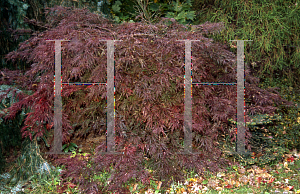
[0,85,32,173]
[191,0,300,88]
[224,113,290,167]
[0,138,57,193]
[0,0,32,71]
[1,5,296,192]
[258,76,300,151]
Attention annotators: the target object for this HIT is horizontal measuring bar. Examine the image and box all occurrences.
[61,82,238,85]
[62,82,106,85]
[192,82,237,85]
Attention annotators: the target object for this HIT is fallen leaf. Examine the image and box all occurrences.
[132,183,138,191]
[207,179,218,188]
[239,175,249,184]
[261,172,271,178]
[225,184,233,189]
[256,177,262,183]
[197,177,204,184]
[287,157,294,162]
[216,186,223,191]
[255,168,264,174]
[157,181,162,190]
[235,181,240,187]
[247,169,254,173]
[284,186,294,191]
[238,167,245,174]
[268,178,275,183]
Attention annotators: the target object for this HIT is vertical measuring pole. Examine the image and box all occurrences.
[106,40,116,153]
[176,39,201,155]
[230,39,252,155]
[98,39,122,155]
[184,40,192,153]
[236,40,247,154]
[46,39,69,155]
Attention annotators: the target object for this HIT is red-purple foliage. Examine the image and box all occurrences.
[1,6,294,193]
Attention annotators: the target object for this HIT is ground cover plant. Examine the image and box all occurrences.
[9,147,300,193]
[0,3,299,193]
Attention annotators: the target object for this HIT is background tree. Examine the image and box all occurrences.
[191,0,300,89]
[0,0,111,71]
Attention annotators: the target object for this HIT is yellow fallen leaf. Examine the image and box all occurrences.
[189,178,197,182]
[230,180,236,185]
[284,186,293,191]
[235,181,240,187]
